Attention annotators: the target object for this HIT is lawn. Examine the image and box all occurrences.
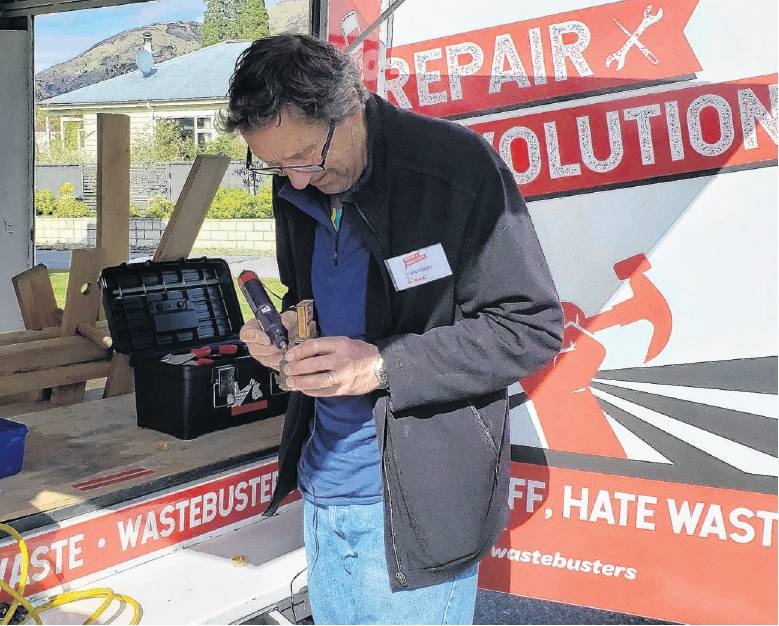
[48,270,286,324]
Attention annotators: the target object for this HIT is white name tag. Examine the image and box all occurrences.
[384,243,453,291]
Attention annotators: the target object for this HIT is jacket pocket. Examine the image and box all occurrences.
[383,391,507,569]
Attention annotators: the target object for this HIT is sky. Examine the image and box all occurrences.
[35,0,283,72]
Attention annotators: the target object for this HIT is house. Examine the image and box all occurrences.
[40,40,251,159]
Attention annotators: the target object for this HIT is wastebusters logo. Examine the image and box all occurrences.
[0,460,299,599]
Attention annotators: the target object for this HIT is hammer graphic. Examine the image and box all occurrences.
[585,253,672,363]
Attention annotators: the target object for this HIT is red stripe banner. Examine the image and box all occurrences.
[466,74,778,199]
[0,460,298,598]
[479,463,778,624]
[383,0,701,117]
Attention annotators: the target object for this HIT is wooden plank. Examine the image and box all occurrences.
[153,155,230,261]
[95,114,134,397]
[104,352,134,396]
[0,325,60,346]
[52,248,107,405]
[0,360,111,397]
[10,265,59,402]
[0,320,107,347]
[12,264,59,330]
[0,335,108,376]
[95,113,131,270]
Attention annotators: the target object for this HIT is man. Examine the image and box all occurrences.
[226,33,562,624]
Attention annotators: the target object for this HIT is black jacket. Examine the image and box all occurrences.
[263,94,563,589]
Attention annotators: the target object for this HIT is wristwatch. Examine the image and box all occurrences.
[374,354,389,390]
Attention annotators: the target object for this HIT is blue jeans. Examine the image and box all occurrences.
[303,499,478,624]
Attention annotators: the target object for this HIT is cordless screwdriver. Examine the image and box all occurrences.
[238,270,289,350]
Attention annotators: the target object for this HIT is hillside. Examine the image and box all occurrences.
[35,0,310,102]
[269,0,309,35]
[35,22,201,102]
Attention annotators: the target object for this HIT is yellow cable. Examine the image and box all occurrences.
[0,523,142,625]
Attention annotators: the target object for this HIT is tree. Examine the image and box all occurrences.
[201,0,232,46]
[236,0,270,41]
[132,119,197,164]
[201,0,270,46]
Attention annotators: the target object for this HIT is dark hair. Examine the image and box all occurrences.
[221,34,368,133]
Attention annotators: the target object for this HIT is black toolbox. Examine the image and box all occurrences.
[100,258,288,440]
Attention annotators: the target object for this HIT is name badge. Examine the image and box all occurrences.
[384,243,453,291]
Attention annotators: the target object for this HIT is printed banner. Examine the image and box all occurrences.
[328,0,384,93]
[382,0,701,117]
[467,74,778,199]
[479,463,778,624]
[0,460,299,598]
[484,246,779,623]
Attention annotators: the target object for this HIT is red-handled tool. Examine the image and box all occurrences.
[160,343,240,366]
[191,344,239,358]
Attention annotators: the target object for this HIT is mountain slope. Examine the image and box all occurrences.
[35,21,201,102]
[35,0,310,102]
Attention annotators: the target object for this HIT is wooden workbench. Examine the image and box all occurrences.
[0,393,284,524]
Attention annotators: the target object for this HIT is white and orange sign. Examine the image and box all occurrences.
[469,74,778,199]
[383,0,701,117]
[479,463,778,624]
[328,0,384,93]
[0,460,299,598]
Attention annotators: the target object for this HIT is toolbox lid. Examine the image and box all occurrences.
[100,258,244,357]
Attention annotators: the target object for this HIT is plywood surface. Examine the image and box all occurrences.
[0,394,284,522]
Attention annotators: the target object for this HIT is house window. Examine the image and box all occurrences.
[169,117,195,141]
[162,116,216,147]
[196,117,215,147]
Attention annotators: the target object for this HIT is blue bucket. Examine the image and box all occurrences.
[0,417,28,479]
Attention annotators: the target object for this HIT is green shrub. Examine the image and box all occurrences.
[145,195,175,219]
[208,186,273,219]
[35,188,58,215]
[48,182,90,217]
[53,195,90,217]
[255,185,273,218]
[199,134,246,160]
[129,203,143,217]
[132,119,198,164]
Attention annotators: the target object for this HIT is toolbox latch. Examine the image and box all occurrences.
[213,365,236,408]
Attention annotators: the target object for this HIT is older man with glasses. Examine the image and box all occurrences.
[224,33,562,625]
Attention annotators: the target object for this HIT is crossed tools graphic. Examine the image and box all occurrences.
[606,4,664,71]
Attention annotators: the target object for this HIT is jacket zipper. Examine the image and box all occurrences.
[382,401,407,587]
[333,223,341,266]
[354,202,405,584]
[469,400,501,488]
[354,203,388,257]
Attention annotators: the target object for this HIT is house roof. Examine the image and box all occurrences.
[43,41,251,106]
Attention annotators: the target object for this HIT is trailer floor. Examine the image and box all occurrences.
[0,393,283,527]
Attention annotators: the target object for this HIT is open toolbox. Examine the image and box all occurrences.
[100,258,288,439]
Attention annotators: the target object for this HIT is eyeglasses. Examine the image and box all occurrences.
[245,120,336,176]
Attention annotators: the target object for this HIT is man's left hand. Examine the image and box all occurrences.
[282,337,381,396]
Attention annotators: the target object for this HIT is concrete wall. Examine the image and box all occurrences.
[34,162,252,209]
[35,164,84,197]
[35,217,276,253]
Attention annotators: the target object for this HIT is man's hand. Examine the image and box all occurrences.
[240,310,298,370]
[282,337,381,396]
